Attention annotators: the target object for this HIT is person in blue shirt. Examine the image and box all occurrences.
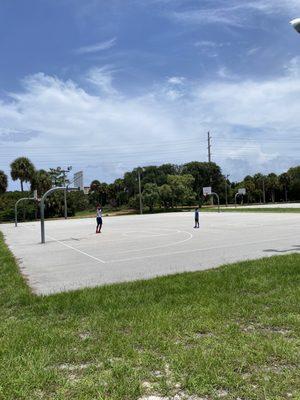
[194,207,200,228]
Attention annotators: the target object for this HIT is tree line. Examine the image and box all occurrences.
[0,158,88,221]
[0,157,299,221]
[88,164,300,211]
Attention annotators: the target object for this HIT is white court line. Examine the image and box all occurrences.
[17,222,299,267]
[107,235,300,263]
[122,231,169,238]
[46,234,107,264]
[116,230,193,255]
[19,224,107,264]
[46,229,191,259]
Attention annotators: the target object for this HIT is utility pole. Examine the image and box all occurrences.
[207,132,211,163]
[285,185,288,203]
[137,168,143,215]
[207,132,213,204]
[61,166,72,219]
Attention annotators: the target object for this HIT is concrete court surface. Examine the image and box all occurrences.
[1,211,300,295]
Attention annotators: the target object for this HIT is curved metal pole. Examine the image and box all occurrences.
[235,193,243,208]
[15,197,38,227]
[235,193,239,208]
[64,189,68,219]
[211,192,220,213]
[40,187,66,244]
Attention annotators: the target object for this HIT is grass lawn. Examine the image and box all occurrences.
[0,234,300,400]
[74,209,136,218]
[202,208,300,213]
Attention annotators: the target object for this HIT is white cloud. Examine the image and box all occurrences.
[246,47,261,56]
[169,0,300,27]
[195,41,221,48]
[217,66,236,79]
[252,0,300,14]
[86,66,118,95]
[285,56,300,78]
[167,76,185,85]
[0,63,299,187]
[195,75,300,129]
[75,38,116,54]
[171,8,242,27]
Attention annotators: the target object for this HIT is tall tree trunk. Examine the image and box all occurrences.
[285,186,288,202]
[21,180,24,192]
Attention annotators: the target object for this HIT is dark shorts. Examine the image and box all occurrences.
[195,218,199,222]
[96,217,102,225]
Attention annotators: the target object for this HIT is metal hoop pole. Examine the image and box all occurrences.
[235,193,244,208]
[235,193,239,208]
[211,192,220,213]
[15,197,38,227]
[40,187,66,243]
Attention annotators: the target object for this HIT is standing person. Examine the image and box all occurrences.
[96,205,103,234]
[194,207,200,228]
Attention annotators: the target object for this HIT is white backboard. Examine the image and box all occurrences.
[74,171,84,190]
[203,186,212,196]
[238,188,246,195]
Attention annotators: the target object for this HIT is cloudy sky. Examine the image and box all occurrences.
[1,0,300,189]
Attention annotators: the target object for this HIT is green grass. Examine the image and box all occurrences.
[202,207,300,213]
[0,234,300,400]
[74,208,136,218]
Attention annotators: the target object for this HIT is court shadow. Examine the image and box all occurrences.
[264,245,300,253]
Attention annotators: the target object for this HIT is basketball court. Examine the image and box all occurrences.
[1,211,300,295]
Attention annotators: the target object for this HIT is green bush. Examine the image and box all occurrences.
[0,190,89,222]
[0,191,37,222]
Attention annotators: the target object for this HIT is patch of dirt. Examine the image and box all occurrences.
[68,373,80,383]
[144,364,211,400]
[261,326,292,335]
[241,322,293,336]
[142,381,155,390]
[194,331,214,339]
[152,363,172,380]
[138,394,210,400]
[33,389,46,399]
[215,389,228,398]
[108,356,123,364]
[260,363,298,373]
[55,362,101,371]
[78,331,92,340]
[153,370,164,378]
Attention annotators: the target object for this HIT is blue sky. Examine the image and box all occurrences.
[1,0,300,189]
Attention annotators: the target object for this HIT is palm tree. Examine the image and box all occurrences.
[266,173,279,203]
[90,180,101,192]
[279,173,290,202]
[243,175,255,204]
[10,157,35,192]
[253,173,266,203]
[31,169,52,197]
[0,170,8,194]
